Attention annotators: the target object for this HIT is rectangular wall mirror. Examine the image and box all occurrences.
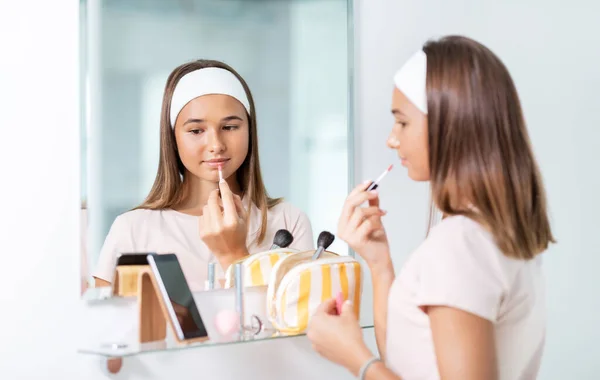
[79,0,354,295]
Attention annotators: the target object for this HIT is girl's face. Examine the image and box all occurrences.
[387,88,430,181]
[173,94,249,183]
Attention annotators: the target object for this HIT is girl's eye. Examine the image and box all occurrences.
[189,129,204,135]
[223,125,239,131]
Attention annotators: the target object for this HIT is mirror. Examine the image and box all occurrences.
[79,0,366,352]
[80,0,352,290]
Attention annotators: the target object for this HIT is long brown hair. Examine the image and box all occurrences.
[137,59,281,245]
[424,36,555,260]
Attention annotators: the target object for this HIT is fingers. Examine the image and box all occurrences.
[339,190,380,226]
[346,206,386,232]
[207,189,222,228]
[339,181,373,222]
[340,300,355,319]
[315,298,337,316]
[219,180,238,224]
[208,187,221,212]
[368,195,380,208]
[339,215,384,250]
[349,180,373,197]
[355,215,385,240]
[215,196,224,211]
[233,194,247,220]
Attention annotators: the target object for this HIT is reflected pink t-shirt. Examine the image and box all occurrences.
[93,200,314,291]
[386,215,546,380]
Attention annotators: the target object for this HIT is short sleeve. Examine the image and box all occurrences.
[415,218,506,322]
[92,215,133,283]
[287,206,315,251]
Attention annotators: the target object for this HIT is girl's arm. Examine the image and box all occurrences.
[351,305,497,380]
[427,305,498,379]
[369,258,395,361]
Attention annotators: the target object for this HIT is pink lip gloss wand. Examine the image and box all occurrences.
[366,164,393,191]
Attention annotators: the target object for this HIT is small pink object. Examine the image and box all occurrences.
[215,309,239,336]
[335,292,345,315]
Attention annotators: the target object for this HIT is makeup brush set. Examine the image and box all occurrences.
[219,229,361,335]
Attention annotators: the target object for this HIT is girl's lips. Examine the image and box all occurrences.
[204,159,230,168]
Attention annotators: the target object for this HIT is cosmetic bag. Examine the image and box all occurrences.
[266,250,363,335]
[224,248,299,288]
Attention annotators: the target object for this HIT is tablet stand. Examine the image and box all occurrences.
[137,266,209,345]
[112,265,146,297]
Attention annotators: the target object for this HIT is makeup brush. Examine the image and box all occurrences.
[270,229,294,250]
[311,231,335,260]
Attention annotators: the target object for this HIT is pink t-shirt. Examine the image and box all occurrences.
[386,215,546,380]
[93,200,314,291]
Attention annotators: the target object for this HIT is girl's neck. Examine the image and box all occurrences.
[175,173,243,216]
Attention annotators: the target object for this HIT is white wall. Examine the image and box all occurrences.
[354,0,600,378]
[0,0,84,378]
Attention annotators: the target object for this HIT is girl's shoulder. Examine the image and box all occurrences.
[109,208,190,231]
[413,214,530,288]
[426,214,495,248]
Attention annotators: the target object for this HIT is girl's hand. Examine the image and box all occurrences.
[337,181,391,269]
[307,298,373,376]
[199,180,249,268]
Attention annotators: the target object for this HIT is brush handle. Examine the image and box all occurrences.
[311,246,325,260]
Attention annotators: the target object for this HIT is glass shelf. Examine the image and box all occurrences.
[78,288,374,358]
[78,326,375,358]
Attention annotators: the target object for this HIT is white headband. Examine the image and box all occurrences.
[393,50,428,114]
[169,67,251,128]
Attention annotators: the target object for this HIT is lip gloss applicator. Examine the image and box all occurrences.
[366,164,393,191]
[218,164,224,183]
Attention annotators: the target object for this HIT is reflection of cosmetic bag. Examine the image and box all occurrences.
[224,248,299,288]
[266,251,363,335]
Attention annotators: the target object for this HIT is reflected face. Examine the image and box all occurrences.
[387,88,430,181]
[174,94,249,182]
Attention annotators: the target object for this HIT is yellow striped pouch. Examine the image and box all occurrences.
[224,248,299,288]
[266,250,362,335]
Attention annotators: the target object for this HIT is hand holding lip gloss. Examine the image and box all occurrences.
[336,165,391,268]
[199,164,249,266]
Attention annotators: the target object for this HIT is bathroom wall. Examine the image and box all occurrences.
[0,0,83,378]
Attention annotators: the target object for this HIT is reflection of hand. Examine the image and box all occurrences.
[199,180,249,268]
[307,299,372,376]
[337,181,390,270]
